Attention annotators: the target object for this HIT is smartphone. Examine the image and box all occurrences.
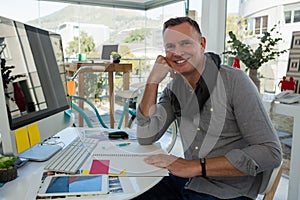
[37,174,109,197]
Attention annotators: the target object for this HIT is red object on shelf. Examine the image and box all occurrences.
[288,76,296,91]
[232,57,240,68]
[13,82,26,112]
[278,76,288,91]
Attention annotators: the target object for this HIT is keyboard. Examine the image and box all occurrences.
[45,137,98,174]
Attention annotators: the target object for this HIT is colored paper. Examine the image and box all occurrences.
[14,127,30,153]
[81,170,90,175]
[27,122,41,146]
[90,160,110,174]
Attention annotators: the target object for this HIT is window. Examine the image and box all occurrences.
[262,16,268,33]
[255,17,261,34]
[254,16,268,35]
[294,10,300,22]
[285,11,292,23]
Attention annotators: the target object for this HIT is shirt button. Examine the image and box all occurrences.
[197,127,201,131]
[210,108,213,112]
[195,146,199,150]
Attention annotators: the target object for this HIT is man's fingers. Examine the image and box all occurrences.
[164,57,176,78]
[144,154,179,168]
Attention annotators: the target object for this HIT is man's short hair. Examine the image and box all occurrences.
[163,17,202,36]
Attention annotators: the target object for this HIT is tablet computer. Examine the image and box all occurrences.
[37,174,109,197]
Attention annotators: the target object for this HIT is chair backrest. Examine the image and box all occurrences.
[70,95,109,128]
[258,161,283,200]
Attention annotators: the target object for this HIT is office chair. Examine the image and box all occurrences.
[258,161,283,200]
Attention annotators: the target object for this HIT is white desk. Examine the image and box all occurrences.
[0,127,163,200]
[262,100,300,200]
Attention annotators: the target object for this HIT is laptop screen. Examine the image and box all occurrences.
[101,45,118,60]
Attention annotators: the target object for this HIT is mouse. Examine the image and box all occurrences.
[108,131,128,140]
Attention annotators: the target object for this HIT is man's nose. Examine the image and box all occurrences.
[171,48,185,56]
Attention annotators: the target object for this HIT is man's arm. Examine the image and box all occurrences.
[144,155,246,178]
[137,55,175,145]
[139,83,158,117]
[139,55,174,117]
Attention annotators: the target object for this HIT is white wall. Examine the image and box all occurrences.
[201,0,227,55]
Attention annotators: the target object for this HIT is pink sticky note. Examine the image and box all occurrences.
[90,160,110,174]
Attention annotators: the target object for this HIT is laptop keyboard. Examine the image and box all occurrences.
[44,137,98,174]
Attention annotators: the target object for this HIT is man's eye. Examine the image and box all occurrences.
[165,45,175,51]
[181,41,192,46]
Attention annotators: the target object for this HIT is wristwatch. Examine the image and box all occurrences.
[200,158,206,177]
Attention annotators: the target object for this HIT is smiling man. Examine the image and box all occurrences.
[134,17,282,200]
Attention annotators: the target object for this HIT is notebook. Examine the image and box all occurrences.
[92,141,169,176]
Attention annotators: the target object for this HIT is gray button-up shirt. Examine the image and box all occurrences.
[136,53,282,199]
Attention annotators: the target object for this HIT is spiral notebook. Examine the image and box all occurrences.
[92,141,169,177]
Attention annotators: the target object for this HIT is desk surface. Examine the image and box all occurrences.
[66,62,132,73]
[0,127,164,200]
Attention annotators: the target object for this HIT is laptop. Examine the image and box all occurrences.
[96,44,118,63]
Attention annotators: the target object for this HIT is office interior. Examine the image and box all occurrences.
[1,0,300,199]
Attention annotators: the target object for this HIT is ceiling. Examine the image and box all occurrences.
[41,0,187,11]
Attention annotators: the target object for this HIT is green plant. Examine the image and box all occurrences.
[0,155,18,183]
[223,25,287,70]
[0,156,16,169]
[111,51,121,60]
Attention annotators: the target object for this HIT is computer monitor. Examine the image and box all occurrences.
[101,44,119,60]
[0,16,73,155]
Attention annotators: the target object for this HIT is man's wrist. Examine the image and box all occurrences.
[146,78,160,85]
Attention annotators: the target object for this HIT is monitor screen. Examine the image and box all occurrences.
[1,17,69,130]
[101,44,118,60]
[0,16,71,155]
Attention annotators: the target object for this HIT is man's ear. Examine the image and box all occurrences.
[200,37,206,49]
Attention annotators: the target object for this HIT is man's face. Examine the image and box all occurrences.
[163,22,206,76]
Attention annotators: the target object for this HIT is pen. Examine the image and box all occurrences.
[116,143,130,147]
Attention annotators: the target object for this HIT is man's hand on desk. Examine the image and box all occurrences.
[144,154,201,178]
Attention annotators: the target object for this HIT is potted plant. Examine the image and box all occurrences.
[111,51,121,63]
[223,25,287,90]
[0,155,17,182]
